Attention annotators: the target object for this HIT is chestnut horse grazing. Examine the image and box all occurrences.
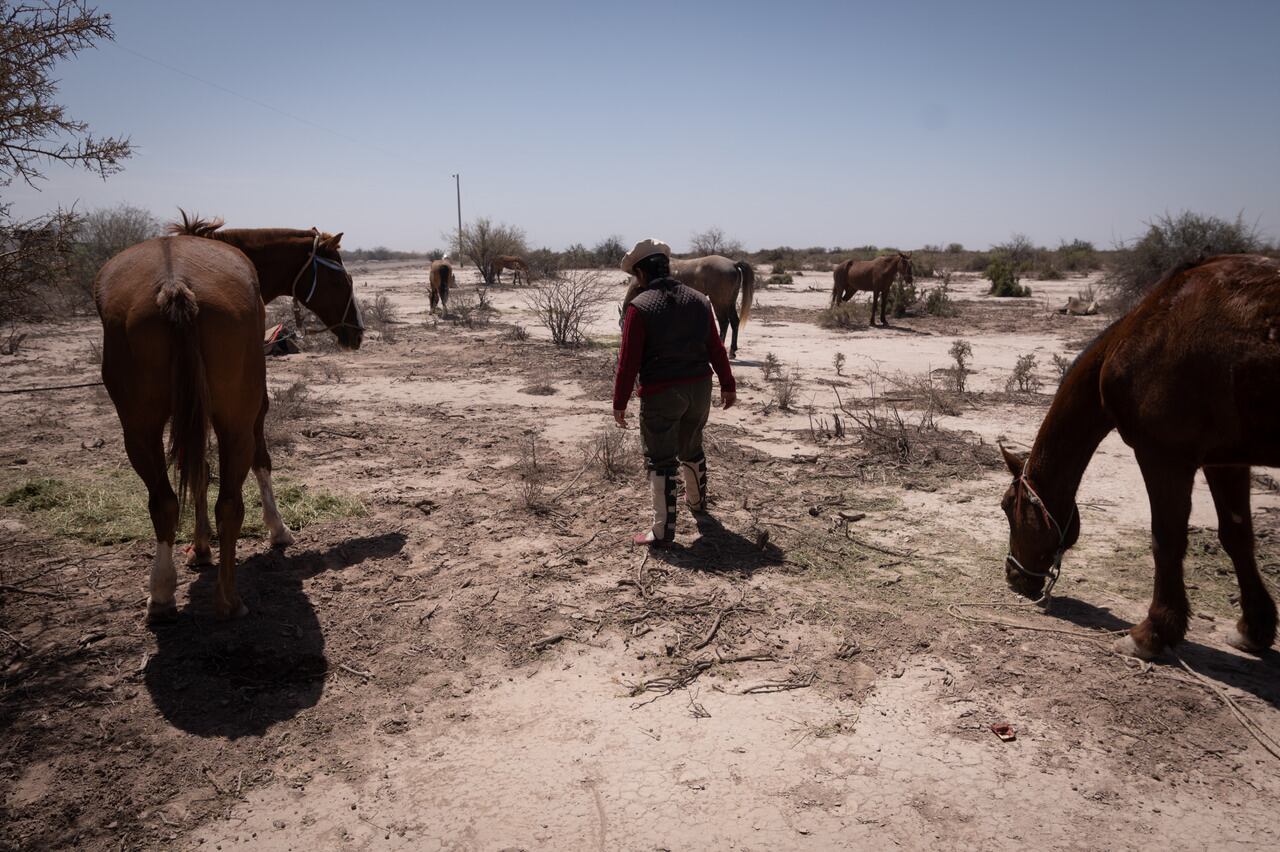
[429,258,452,313]
[669,255,755,358]
[1001,254,1280,660]
[831,252,913,326]
[95,214,362,621]
[490,255,529,285]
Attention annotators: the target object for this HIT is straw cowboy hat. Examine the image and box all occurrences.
[620,238,672,275]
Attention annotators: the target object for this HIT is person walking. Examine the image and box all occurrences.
[613,239,736,546]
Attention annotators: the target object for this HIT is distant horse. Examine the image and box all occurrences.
[831,252,913,326]
[622,255,754,358]
[490,255,529,285]
[95,213,362,621]
[1001,254,1280,660]
[429,258,452,313]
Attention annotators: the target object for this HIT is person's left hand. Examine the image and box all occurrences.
[613,408,627,428]
[721,391,736,410]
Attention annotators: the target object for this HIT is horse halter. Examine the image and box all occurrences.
[289,234,361,335]
[1006,460,1076,601]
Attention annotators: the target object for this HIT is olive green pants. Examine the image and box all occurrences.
[638,377,712,473]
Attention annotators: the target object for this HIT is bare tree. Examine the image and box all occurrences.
[591,235,626,268]
[449,217,528,285]
[68,203,159,299]
[0,1,133,321]
[689,226,743,258]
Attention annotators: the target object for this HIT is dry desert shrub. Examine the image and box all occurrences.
[367,293,398,342]
[771,368,802,411]
[1006,353,1043,394]
[265,381,314,447]
[516,434,548,512]
[527,270,611,347]
[948,339,973,393]
[586,425,639,480]
[819,301,867,330]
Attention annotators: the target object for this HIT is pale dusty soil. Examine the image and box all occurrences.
[2,261,1279,851]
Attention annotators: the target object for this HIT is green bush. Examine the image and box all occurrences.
[888,278,919,317]
[986,255,1032,297]
[1105,211,1264,309]
[925,284,958,317]
[763,273,793,289]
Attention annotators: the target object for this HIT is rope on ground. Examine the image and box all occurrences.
[1172,652,1280,763]
[0,380,103,394]
[945,601,1122,645]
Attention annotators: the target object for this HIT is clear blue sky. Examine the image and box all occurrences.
[9,0,1280,252]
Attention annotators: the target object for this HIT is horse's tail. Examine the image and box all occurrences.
[831,263,845,306]
[734,260,754,327]
[156,277,210,516]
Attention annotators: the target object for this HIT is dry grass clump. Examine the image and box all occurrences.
[366,293,399,342]
[818,301,867,330]
[516,434,548,512]
[585,425,639,479]
[265,380,315,447]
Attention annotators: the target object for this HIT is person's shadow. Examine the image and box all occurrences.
[1044,594,1280,710]
[654,512,784,576]
[144,532,406,738]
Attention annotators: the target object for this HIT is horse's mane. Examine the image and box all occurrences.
[166,209,225,238]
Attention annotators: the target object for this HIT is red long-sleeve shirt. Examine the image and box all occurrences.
[612,305,736,411]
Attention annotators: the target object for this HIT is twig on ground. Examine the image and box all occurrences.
[530,632,569,651]
[740,671,817,694]
[338,663,373,679]
[1,628,30,652]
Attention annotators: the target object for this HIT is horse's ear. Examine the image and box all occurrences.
[321,232,344,250]
[1000,445,1025,477]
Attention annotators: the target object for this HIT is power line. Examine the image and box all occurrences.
[110,41,425,167]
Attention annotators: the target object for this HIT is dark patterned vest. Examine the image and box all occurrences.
[629,278,712,386]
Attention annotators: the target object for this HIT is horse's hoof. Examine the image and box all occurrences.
[1226,628,1265,654]
[146,597,178,622]
[186,548,214,569]
[215,599,249,620]
[1114,633,1158,661]
[269,526,295,547]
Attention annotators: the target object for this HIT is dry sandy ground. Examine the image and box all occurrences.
[2,260,1279,851]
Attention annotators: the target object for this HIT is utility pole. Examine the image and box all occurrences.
[451,173,462,254]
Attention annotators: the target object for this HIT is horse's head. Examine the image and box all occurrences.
[999,445,1078,599]
[898,252,914,285]
[303,230,363,350]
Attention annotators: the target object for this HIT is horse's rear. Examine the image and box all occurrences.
[671,255,754,356]
[96,236,267,620]
[429,259,452,312]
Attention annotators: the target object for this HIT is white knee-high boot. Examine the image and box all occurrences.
[681,455,707,513]
[634,470,677,546]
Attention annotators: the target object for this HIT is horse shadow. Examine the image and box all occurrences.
[143,532,406,738]
[871,322,932,336]
[1045,594,1280,711]
[653,512,784,577]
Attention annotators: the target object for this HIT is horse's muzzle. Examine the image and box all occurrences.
[337,326,363,350]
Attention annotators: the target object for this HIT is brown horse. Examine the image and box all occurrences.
[831,252,913,326]
[95,213,362,621]
[490,255,529,285]
[1001,254,1280,660]
[620,255,754,358]
[429,258,452,313]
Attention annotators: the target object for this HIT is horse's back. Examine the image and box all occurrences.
[1101,254,1280,462]
[672,255,740,306]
